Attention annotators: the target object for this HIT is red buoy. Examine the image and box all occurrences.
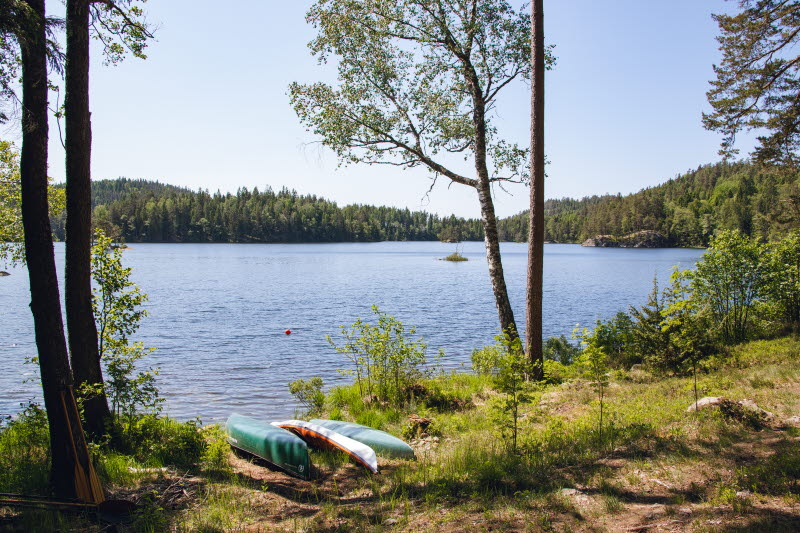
[285,329,292,335]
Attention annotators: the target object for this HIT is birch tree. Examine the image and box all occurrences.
[291,0,553,339]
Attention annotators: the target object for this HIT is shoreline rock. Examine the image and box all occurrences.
[582,230,669,248]
[0,271,10,277]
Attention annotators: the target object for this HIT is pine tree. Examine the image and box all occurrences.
[704,1,800,165]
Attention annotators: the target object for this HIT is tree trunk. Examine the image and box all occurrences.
[526,0,545,379]
[467,67,518,340]
[476,179,517,337]
[65,0,112,439]
[18,0,103,502]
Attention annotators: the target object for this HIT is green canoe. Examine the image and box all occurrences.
[310,419,416,460]
[225,414,311,479]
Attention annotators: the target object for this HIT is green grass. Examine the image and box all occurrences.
[0,404,49,495]
[174,481,255,532]
[4,336,800,531]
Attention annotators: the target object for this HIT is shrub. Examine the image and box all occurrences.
[661,269,716,401]
[123,416,205,467]
[200,425,233,478]
[416,380,474,412]
[629,277,672,368]
[471,344,504,375]
[542,359,573,383]
[288,376,325,417]
[543,335,581,365]
[91,231,161,425]
[574,328,610,446]
[327,305,433,406]
[491,328,537,453]
[764,231,800,332]
[590,312,636,368]
[688,230,767,344]
[442,251,468,262]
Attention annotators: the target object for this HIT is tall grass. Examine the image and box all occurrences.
[0,404,49,495]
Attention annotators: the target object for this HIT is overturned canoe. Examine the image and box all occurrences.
[272,420,379,474]
[310,419,416,460]
[225,414,311,480]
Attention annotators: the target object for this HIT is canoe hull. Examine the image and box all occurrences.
[272,420,379,474]
[310,419,416,460]
[225,414,311,480]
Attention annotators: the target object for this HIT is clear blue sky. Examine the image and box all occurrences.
[19,0,755,219]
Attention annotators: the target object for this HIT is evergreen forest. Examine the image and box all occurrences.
[497,160,800,246]
[70,159,800,247]
[51,178,485,243]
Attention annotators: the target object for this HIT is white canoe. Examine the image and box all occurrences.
[271,420,379,474]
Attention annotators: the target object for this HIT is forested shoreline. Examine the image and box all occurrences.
[51,179,485,243]
[499,160,800,246]
[64,159,800,246]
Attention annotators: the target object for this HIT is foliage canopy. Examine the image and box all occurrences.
[0,140,65,266]
[705,0,800,165]
[290,0,552,187]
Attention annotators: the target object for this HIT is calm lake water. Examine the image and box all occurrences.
[1,242,703,422]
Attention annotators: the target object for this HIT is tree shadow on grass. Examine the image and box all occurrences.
[716,511,800,533]
[230,447,401,508]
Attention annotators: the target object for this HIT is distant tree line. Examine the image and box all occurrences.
[51,178,485,243]
[51,160,800,247]
[497,161,800,247]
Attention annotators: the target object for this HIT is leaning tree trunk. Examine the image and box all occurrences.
[468,71,518,339]
[526,0,545,379]
[19,0,103,502]
[476,178,517,337]
[65,0,112,439]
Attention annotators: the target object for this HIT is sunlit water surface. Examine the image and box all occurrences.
[1,242,703,422]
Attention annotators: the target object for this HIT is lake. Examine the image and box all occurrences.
[1,242,704,423]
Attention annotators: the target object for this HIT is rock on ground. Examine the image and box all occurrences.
[687,397,777,428]
[686,397,724,412]
[784,416,800,427]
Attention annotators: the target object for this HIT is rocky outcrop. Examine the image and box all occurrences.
[687,396,777,429]
[0,271,9,277]
[582,235,618,247]
[582,230,669,248]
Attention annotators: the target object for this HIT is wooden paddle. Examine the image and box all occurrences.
[59,388,104,504]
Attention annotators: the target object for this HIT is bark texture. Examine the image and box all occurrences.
[65,0,111,438]
[526,0,545,378]
[19,0,103,502]
[477,180,517,336]
[468,68,517,338]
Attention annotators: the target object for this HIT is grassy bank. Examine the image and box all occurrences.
[2,336,800,532]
